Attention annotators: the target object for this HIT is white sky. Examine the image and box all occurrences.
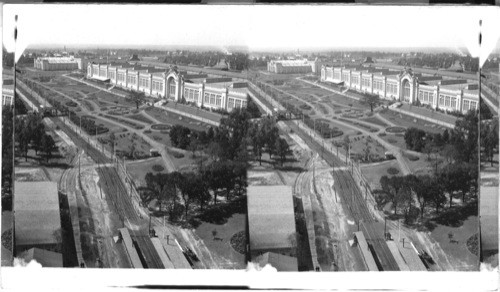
[2,5,500,63]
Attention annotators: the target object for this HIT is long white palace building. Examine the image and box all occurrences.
[321,65,479,113]
[87,62,248,112]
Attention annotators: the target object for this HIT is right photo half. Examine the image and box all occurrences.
[479,41,499,270]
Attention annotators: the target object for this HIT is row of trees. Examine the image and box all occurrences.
[405,111,478,165]
[15,112,57,163]
[480,119,499,166]
[142,163,246,221]
[143,106,291,223]
[380,111,479,224]
[396,54,480,72]
[380,161,477,223]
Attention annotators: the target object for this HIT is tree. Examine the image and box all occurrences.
[363,139,371,162]
[169,125,191,149]
[481,121,498,166]
[450,110,478,164]
[343,135,351,163]
[41,134,57,163]
[380,176,405,215]
[109,132,116,155]
[429,182,446,214]
[407,175,432,220]
[129,91,146,110]
[245,98,262,119]
[178,172,203,220]
[363,93,380,112]
[16,118,31,162]
[404,127,426,152]
[275,138,290,166]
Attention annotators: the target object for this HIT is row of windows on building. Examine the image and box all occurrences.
[373,80,384,91]
[386,83,398,95]
[204,93,223,107]
[463,99,477,111]
[152,80,164,92]
[438,94,458,109]
[184,88,201,102]
[418,91,434,104]
[228,97,247,109]
[361,78,371,87]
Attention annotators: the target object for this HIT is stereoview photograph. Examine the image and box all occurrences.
[1,5,498,282]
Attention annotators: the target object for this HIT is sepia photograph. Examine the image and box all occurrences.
[1,3,499,291]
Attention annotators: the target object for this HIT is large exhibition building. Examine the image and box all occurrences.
[321,65,479,113]
[87,62,249,112]
[268,59,321,74]
[34,57,84,71]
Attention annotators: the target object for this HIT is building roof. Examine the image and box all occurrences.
[19,248,63,267]
[353,231,378,271]
[247,185,296,251]
[255,252,298,271]
[37,57,78,64]
[272,59,312,67]
[14,181,61,247]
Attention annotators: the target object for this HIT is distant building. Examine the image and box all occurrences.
[267,59,321,74]
[2,78,14,107]
[14,181,61,254]
[321,65,479,113]
[87,62,248,112]
[34,57,80,71]
[247,185,297,259]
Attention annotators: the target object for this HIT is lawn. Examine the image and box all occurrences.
[78,115,124,134]
[429,216,479,271]
[361,160,402,190]
[99,131,153,160]
[144,129,172,146]
[403,152,434,176]
[361,116,390,127]
[350,135,387,161]
[380,133,407,150]
[194,213,246,269]
[90,91,136,108]
[166,147,200,172]
[144,107,213,132]
[126,157,166,186]
[316,118,360,140]
[127,113,156,125]
[399,104,458,125]
[380,109,447,134]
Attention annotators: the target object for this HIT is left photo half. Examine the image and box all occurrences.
[1,7,251,270]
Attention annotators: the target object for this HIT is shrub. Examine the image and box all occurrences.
[170,151,185,159]
[406,154,419,161]
[387,167,400,175]
[152,164,165,172]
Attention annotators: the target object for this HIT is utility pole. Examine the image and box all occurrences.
[384,217,387,240]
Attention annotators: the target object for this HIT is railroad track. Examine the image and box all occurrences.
[50,116,163,269]
[285,120,399,271]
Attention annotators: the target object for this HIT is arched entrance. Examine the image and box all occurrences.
[402,79,411,102]
[166,75,178,101]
